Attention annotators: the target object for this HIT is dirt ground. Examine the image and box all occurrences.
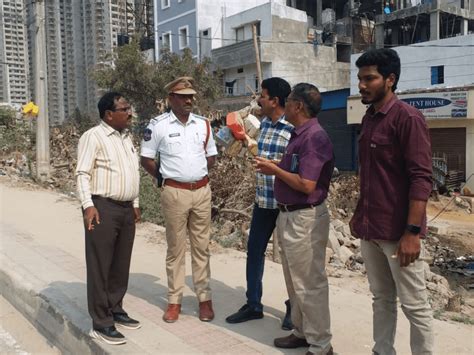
[426,196,474,255]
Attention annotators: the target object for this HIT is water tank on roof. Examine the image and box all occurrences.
[322,8,335,32]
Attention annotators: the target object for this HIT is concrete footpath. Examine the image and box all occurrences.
[1,179,473,354]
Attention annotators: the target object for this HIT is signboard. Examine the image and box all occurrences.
[400,91,468,119]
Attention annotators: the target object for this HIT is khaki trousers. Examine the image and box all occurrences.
[361,239,434,355]
[161,184,212,304]
[276,202,332,355]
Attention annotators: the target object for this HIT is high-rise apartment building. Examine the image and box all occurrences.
[26,0,138,125]
[0,0,29,106]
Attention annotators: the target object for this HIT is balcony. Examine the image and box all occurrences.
[211,39,261,70]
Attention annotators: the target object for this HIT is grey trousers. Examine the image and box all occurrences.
[361,239,434,355]
[276,202,332,355]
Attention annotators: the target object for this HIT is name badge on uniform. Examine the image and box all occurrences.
[169,133,180,137]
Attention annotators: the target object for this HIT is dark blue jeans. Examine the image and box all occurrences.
[246,204,280,312]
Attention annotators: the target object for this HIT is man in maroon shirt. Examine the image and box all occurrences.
[350,48,433,355]
[256,83,334,355]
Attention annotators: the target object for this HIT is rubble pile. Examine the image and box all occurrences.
[209,156,255,247]
[324,218,466,312]
[48,126,80,191]
[215,100,262,158]
[326,173,360,221]
[326,218,363,271]
[0,152,30,178]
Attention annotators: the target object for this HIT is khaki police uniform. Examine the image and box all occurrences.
[141,79,217,304]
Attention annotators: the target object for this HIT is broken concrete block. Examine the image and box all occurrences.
[339,245,354,265]
[353,251,364,264]
[341,224,352,237]
[327,229,341,255]
[335,231,346,246]
[428,222,450,235]
[243,114,260,139]
[350,238,360,249]
[331,219,345,231]
[325,247,334,265]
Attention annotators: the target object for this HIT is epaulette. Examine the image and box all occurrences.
[149,112,170,126]
[192,113,209,121]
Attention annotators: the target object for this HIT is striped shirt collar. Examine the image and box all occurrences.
[99,120,130,137]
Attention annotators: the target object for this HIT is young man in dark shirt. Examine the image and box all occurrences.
[350,48,434,355]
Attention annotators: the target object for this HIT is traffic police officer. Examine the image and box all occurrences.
[140,77,217,323]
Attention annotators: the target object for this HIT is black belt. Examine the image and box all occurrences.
[92,195,133,208]
[277,203,318,212]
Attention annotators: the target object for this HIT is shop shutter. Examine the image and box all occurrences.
[430,128,466,189]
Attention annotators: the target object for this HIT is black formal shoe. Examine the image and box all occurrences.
[274,334,309,348]
[306,346,334,355]
[113,313,142,329]
[281,299,294,330]
[225,304,264,324]
[89,326,126,345]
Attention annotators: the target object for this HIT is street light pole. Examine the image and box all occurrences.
[34,0,50,181]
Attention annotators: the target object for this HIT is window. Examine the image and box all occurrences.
[179,26,189,49]
[255,22,261,36]
[431,65,444,85]
[161,0,170,9]
[162,31,171,50]
[236,26,244,42]
[237,68,244,73]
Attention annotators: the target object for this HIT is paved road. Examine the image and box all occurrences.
[1,178,473,354]
[0,296,59,354]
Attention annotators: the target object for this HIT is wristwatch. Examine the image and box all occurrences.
[406,224,421,235]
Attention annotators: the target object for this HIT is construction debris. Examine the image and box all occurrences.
[215,99,261,158]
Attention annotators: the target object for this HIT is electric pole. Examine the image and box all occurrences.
[35,0,50,181]
[252,23,262,87]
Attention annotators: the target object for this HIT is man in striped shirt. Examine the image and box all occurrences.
[76,92,141,345]
[226,77,294,327]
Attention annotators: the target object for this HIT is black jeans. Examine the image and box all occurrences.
[245,204,279,312]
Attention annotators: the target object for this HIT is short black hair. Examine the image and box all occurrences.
[291,83,322,117]
[355,48,400,92]
[98,91,123,119]
[261,77,291,107]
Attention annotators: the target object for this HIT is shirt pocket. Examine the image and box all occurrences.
[164,136,184,155]
[191,131,206,153]
[370,133,394,159]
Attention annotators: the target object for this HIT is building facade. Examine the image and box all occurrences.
[0,0,29,106]
[212,2,351,96]
[374,0,474,48]
[154,0,270,60]
[26,0,138,125]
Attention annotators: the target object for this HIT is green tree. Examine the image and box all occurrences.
[0,106,16,127]
[0,107,32,153]
[93,41,222,123]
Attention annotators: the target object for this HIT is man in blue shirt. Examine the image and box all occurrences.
[226,77,294,327]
